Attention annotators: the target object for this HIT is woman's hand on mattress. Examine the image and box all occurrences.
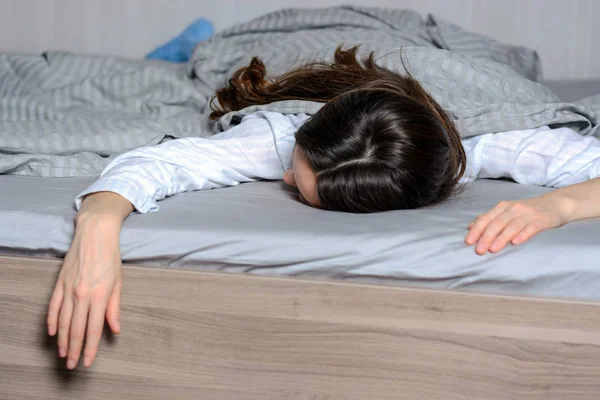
[47,213,123,370]
[464,194,571,255]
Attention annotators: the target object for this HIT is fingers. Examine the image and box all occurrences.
[472,215,514,255]
[488,219,528,253]
[469,210,527,255]
[512,223,543,245]
[47,277,65,337]
[81,277,123,369]
[57,290,73,359]
[66,287,92,370]
[465,200,551,255]
[82,302,108,368]
[465,202,509,247]
[52,271,120,369]
[48,252,75,337]
[106,278,122,335]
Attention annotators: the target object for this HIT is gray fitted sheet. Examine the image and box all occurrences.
[1,174,599,301]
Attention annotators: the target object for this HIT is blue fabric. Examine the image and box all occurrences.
[146,18,214,63]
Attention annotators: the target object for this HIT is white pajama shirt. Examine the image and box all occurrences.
[75,111,600,213]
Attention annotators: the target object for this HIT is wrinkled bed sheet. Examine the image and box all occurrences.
[1,174,598,300]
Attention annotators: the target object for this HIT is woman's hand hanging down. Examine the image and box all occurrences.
[465,177,600,255]
[47,192,134,370]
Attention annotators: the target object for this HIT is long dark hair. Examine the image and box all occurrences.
[211,46,467,212]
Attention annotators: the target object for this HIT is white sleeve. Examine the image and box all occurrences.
[477,126,600,187]
[74,111,302,213]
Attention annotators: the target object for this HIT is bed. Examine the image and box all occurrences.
[2,177,600,400]
[2,79,600,400]
[2,6,600,398]
[2,172,600,301]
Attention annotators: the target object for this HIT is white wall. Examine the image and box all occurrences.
[0,0,597,80]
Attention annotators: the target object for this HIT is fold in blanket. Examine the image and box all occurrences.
[0,5,598,177]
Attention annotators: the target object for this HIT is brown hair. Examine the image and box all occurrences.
[210,46,467,212]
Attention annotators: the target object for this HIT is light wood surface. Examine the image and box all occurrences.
[1,254,600,400]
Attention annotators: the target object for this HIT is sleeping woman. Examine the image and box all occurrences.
[47,46,600,370]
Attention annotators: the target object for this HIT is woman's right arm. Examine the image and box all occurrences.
[49,111,307,370]
[74,111,305,214]
[48,191,134,370]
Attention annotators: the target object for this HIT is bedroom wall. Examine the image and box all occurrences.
[0,0,597,80]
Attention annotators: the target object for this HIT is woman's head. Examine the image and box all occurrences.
[211,46,466,212]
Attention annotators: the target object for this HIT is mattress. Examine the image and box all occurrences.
[1,174,599,300]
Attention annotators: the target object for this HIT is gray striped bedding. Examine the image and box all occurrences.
[1,5,599,177]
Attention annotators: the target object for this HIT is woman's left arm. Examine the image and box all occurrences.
[465,177,600,255]
[465,126,600,255]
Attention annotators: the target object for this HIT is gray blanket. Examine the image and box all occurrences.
[200,7,600,138]
[0,5,598,177]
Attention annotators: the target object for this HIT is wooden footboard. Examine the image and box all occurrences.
[1,254,599,399]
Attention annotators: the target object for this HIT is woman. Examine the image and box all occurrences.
[47,47,600,370]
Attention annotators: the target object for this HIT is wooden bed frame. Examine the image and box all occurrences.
[2,254,600,399]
